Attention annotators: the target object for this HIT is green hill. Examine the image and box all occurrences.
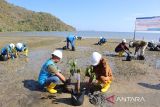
[0,0,76,32]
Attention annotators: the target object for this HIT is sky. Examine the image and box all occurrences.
[6,0,160,32]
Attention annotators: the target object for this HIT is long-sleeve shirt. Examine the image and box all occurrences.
[115,43,129,52]
[133,41,147,48]
[93,58,113,81]
[133,41,147,54]
[67,35,76,42]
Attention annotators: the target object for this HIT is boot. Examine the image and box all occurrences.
[15,53,18,58]
[118,51,124,57]
[101,81,112,92]
[72,47,75,51]
[63,46,67,50]
[46,82,57,94]
[24,48,28,56]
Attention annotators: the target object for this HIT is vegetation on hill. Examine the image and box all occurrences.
[0,0,76,32]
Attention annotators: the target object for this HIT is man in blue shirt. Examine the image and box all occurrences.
[98,37,107,45]
[38,50,66,94]
[66,34,77,51]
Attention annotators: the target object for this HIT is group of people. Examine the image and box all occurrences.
[0,43,28,61]
[65,35,107,51]
[1,35,158,105]
[38,50,113,94]
[115,39,148,59]
[38,35,154,95]
[148,40,160,51]
[38,35,112,94]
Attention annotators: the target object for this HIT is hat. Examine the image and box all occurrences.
[91,52,102,66]
[51,50,62,59]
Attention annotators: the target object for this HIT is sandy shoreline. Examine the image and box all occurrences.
[0,36,160,107]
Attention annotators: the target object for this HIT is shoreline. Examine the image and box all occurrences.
[0,31,160,42]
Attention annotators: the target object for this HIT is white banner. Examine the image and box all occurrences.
[135,16,160,31]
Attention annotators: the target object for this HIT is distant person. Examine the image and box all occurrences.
[148,40,160,51]
[157,44,160,51]
[15,43,28,56]
[87,52,113,93]
[77,36,82,40]
[129,40,148,59]
[38,50,66,94]
[115,39,130,57]
[66,34,77,51]
[0,43,16,61]
[98,37,107,45]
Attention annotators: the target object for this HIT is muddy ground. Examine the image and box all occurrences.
[0,36,160,107]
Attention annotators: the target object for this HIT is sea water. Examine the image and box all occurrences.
[0,31,160,42]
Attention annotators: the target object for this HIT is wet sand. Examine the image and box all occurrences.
[0,36,160,107]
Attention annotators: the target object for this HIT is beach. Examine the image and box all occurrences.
[0,35,160,107]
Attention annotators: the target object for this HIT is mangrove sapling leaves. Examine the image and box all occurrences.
[68,59,80,75]
[85,66,96,80]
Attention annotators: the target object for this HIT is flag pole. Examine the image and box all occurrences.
[133,19,136,41]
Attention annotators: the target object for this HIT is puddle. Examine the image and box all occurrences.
[76,57,91,68]
[104,50,117,57]
[76,46,93,51]
[25,49,51,73]
[156,59,160,69]
[108,60,117,73]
